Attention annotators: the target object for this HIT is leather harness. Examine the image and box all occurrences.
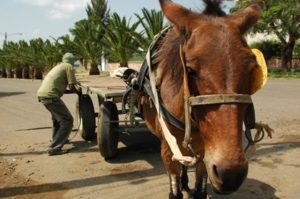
[122,27,257,153]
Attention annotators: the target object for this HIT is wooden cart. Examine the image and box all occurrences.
[76,76,148,160]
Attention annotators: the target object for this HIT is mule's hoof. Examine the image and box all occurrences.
[193,190,207,199]
[169,192,183,199]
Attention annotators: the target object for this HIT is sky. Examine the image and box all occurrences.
[0,0,235,47]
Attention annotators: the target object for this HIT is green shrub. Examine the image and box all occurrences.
[294,40,300,57]
[268,70,300,79]
[251,40,281,60]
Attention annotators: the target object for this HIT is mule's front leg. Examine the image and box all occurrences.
[161,140,184,199]
[181,165,190,192]
[168,172,183,199]
[194,161,208,199]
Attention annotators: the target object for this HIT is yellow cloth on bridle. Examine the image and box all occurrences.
[251,49,268,94]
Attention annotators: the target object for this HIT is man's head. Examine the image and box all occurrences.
[62,53,75,65]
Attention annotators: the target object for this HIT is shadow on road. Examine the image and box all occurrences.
[107,130,161,164]
[0,92,26,98]
[15,127,81,132]
[251,141,300,158]
[0,175,278,199]
[0,168,160,198]
[209,178,279,199]
[16,127,52,132]
[0,129,291,198]
[0,130,158,159]
[0,140,99,157]
[0,130,165,198]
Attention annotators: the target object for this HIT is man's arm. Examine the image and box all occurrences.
[65,83,81,94]
[66,64,82,94]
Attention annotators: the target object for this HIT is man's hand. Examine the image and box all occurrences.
[64,89,75,94]
[66,84,81,94]
[76,86,82,96]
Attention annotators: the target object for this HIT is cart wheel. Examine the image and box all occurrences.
[76,94,96,141]
[97,101,119,159]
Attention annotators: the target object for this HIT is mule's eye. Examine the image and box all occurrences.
[186,66,197,77]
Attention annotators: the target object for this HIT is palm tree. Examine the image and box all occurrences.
[103,13,141,67]
[60,0,110,75]
[86,0,110,73]
[1,41,19,78]
[0,46,8,78]
[0,38,61,79]
[69,19,105,75]
[0,49,8,78]
[13,41,24,78]
[86,0,110,25]
[58,35,78,55]
[27,38,46,79]
[58,0,110,75]
[43,39,63,71]
[15,40,31,79]
[134,8,168,53]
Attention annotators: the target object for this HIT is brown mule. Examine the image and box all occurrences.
[141,0,263,198]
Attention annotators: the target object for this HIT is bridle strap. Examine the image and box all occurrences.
[179,45,254,149]
[180,45,192,149]
[189,94,253,106]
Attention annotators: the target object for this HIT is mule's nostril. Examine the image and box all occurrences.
[211,163,248,194]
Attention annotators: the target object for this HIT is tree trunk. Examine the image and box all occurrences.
[29,66,34,79]
[80,58,88,70]
[15,67,23,79]
[89,63,100,75]
[34,67,44,80]
[1,68,7,78]
[119,61,128,68]
[6,69,14,78]
[281,37,296,71]
[22,65,30,79]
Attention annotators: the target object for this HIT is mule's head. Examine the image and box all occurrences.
[159,0,262,194]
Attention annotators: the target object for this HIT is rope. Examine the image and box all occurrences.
[147,49,197,166]
[247,122,274,152]
[68,93,82,142]
[254,122,274,141]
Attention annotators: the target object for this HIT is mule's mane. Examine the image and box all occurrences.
[203,0,226,16]
[156,0,226,87]
[156,29,185,87]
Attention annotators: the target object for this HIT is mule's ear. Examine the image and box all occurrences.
[230,3,262,34]
[159,0,200,32]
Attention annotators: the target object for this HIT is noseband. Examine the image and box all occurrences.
[179,45,254,149]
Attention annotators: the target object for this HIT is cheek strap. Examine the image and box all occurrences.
[244,104,274,152]
[180,45,193,149]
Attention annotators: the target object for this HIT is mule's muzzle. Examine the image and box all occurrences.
[211,161,248,194]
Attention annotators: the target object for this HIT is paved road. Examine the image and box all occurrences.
[0,78,299,199]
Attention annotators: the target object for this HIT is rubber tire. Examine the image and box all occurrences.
[76,94,96,141]
[97,101,119,160]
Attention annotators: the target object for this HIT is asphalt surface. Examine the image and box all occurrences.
[0,78,299,199]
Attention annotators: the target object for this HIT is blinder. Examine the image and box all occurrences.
[244,104,256,151]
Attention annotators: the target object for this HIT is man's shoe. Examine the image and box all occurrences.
[47,147,67,156]
[64,139,70,145]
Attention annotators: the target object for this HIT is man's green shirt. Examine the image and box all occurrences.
[37,63,77,98]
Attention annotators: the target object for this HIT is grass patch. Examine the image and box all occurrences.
[268,71,300,79]
[100,71,110,76]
